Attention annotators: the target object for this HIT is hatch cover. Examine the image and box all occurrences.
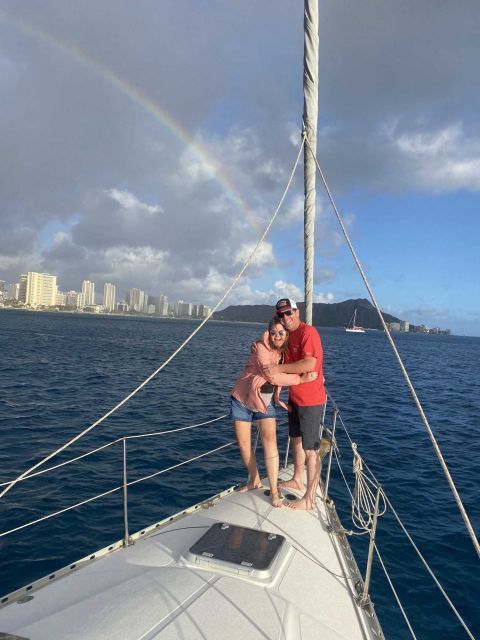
[185,522,288,580]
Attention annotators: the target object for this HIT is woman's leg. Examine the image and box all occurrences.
[234,420,261,491]
[258,418,282,507]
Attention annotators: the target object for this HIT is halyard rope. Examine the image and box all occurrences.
[306,135,480,560]
[0,141,304,501]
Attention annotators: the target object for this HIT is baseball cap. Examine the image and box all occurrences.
[275,298,298,313]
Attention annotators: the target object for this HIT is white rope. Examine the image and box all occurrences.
[374,545,418,640]
[127,441,235,487]
[351,442,386,532]
[0,141,304,502]
[307,137,480,560]
[125,414,228,440]
[0,485,122,538]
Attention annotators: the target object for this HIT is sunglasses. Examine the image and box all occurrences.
[269,329,286,337]
[277,309,295,318]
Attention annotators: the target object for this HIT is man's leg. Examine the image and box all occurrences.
[234,420,261,491]
[279,436,305,492]
[286,404,324,510]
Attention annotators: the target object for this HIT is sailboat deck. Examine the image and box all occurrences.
[0,469,383,640]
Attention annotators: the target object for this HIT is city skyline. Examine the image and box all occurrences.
[0,271,211,318]
[1,4,479,335]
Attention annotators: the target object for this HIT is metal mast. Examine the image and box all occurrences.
[303,0,319,326]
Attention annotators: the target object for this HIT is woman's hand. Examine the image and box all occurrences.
[300,371,318,383]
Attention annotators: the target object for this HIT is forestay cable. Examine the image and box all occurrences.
[0,141,304,502]
[305,135,480,560]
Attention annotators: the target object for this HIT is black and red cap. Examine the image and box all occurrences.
[275,298,298,313]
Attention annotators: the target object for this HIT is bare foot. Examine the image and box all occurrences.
[285,496,314,511]
[270,492,283,508]
[278,478,305,492]
[237,481,262,493]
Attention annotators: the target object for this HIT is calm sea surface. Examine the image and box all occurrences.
[1,309,479,638]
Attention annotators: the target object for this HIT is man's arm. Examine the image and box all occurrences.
[263,356,317,377]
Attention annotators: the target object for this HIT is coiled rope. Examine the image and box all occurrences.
[351,442,386,532]
[305,135,480,560]
[0,141,304,502]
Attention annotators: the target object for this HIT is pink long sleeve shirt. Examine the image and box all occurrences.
[231,331,302,414]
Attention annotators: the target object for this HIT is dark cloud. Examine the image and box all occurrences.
[1,1,479,310]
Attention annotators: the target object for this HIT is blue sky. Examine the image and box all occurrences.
[0,1,479,335]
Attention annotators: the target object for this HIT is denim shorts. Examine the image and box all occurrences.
[230,396,276,423]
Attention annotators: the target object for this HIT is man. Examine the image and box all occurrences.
[263,298,326,510]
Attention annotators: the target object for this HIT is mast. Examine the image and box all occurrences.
[303,0,319,326]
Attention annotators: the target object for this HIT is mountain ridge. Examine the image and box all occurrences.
[213,298,401,329]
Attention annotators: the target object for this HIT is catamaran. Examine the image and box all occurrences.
[0,3,478,639]
[346,309,365,333]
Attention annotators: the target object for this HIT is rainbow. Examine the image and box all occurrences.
[0,11,264,235]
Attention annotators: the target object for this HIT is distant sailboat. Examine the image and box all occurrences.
[346,308,365,333]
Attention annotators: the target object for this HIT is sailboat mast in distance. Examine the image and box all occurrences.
[303,0,318,326]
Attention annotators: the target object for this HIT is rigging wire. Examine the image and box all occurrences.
[305,135,480,560]
[0,141,305,502]
[327,394,476,638]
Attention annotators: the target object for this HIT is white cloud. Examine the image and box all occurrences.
[233,241,275,270]
[268,280,303,303]
[107,189,163,216]
[314,292,335,303]
[391,123,480,191]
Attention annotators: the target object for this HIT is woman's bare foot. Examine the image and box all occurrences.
[278,478,305,492]
[237,481,262,493]
[270,492,283,508]
[285,496,314,511]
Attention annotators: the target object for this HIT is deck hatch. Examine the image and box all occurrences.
[186,523,286,576]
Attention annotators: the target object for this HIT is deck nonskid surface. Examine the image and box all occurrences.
[0,470,376,639]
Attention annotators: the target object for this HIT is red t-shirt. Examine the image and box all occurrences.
[286,322,326,406]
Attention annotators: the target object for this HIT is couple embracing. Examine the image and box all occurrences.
[230,298,326,510]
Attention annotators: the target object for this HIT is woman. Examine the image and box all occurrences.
[230,316,317,507]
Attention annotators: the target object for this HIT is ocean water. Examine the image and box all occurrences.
[0,309,478,638]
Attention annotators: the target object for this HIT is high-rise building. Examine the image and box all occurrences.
[81,280,95,306]
[175,301,192,317]
[103,283,116,312]
[18,274,27,302]
[126,288,145,312]
[22,272,57,308]
[56,291,66,306]
[8,283,20,300]
[0,280,5,292]
[159,295,169,316]
[64,291,83,308]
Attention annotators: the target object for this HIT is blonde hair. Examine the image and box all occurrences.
[268,315,289,355]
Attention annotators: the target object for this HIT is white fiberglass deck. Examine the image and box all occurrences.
[0,470,383,640]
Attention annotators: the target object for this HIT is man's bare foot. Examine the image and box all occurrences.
[285,496,314,511]
[237,481,262,493]
[278,478,305,492]
[270,492,283,508]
